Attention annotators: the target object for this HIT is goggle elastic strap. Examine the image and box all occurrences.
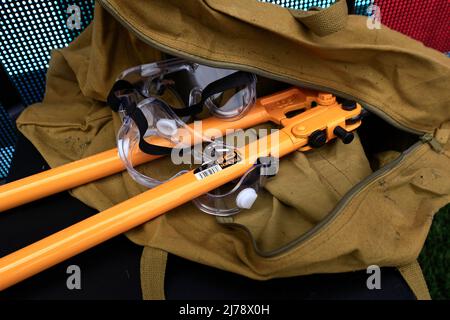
[107,80,175,155]
[107,71,256,156]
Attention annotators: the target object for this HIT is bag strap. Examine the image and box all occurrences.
[289,0,348,36]
[140,246,168,300]
[398,260,431,300]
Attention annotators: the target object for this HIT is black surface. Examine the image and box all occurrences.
[166,254,415,300]
[0,132,416,300]
[0,65,23,110]
[0,132,143,300]
[346,0,355,14]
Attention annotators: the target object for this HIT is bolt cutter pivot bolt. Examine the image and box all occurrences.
[308,130,327,148]
[334,126,355,144]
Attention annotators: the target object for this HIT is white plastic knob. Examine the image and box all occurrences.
[236,188,258,210]
[156,119,178,136]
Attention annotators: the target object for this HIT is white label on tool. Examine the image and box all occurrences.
[194,164,222,180]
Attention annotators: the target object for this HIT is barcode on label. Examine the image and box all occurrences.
[194,164,222,180]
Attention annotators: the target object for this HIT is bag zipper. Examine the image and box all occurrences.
[101,0,426,136]
[234,140,427,257]
[100,1,439,257]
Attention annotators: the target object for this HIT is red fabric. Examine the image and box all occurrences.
[375,0,450,52]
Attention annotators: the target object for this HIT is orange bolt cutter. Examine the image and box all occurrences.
[0,87,314,212]
[0,87,363,290]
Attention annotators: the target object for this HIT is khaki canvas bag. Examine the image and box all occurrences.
[16,0,450,300]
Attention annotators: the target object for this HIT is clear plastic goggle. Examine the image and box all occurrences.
[114,57,257,120]
[114,58,267,216]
